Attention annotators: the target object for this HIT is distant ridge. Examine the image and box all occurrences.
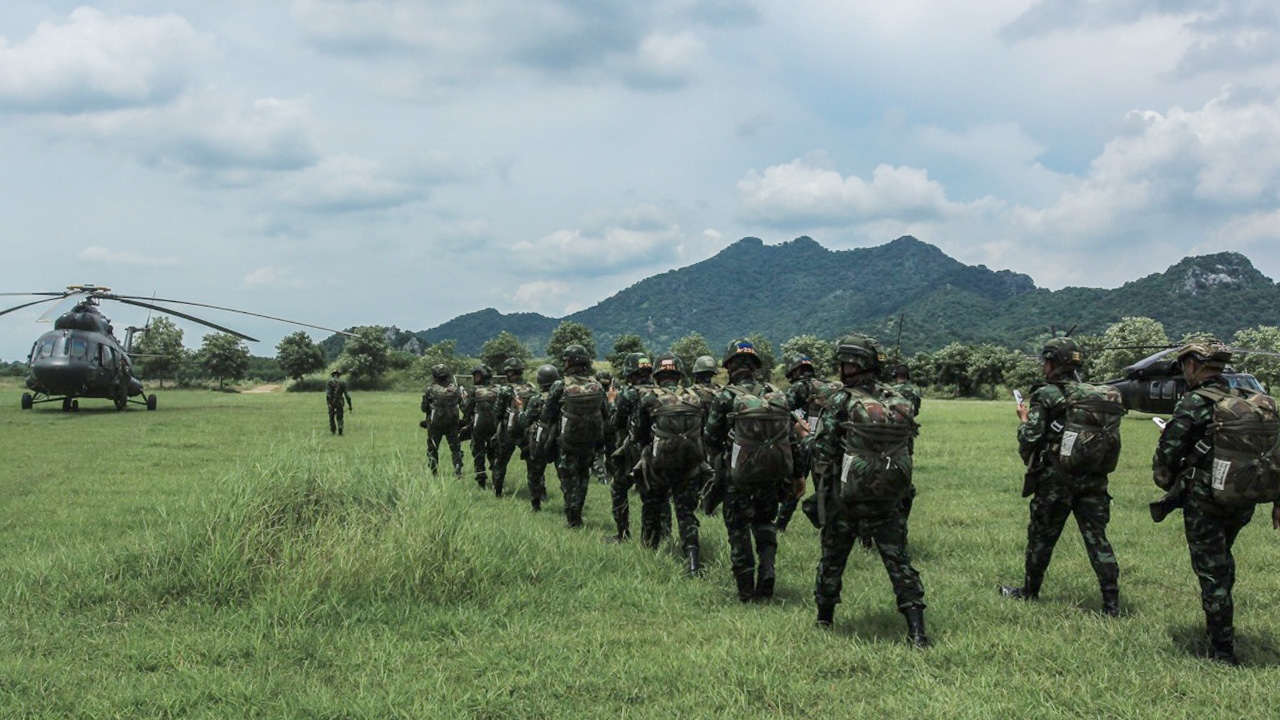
[338,237,1280,357]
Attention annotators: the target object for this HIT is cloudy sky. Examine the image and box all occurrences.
[2,1,1278,360]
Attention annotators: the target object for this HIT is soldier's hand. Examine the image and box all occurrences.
[793,476,806,498]
[513,396,524,410]
[793,419,809,438]
[1015,403,1029,423]
[607,386,618,403]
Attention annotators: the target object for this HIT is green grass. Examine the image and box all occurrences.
[1,379,1279,718]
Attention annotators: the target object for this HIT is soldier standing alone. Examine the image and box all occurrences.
[326,369,352,435]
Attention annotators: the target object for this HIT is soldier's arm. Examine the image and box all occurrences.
[461,388,475,425]
[1152,393,1208,485]
[540,383,562,426]
[810,399,844,487]
[703,393,729,453]
[344,384,352,410]
[631,396,654,446]
[1016,386,1060,462]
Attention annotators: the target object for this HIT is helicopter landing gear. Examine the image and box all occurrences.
[62,398,79,412]
[146,394,157,411]
[21,393,33,410]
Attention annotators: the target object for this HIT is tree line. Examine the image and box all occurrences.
[115,316,1280,395]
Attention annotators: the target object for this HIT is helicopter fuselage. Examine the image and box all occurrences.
[22,305,149,410]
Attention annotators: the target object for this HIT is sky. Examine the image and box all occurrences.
[1,1,1278,361]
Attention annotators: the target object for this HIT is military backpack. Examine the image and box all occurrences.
[1193,386,1280,506]
[423,383,461,434]
[504,383,537,438]
[726,382,793,490]
[1052,382,1126,476]
[648,386,705,473]
[834,385,917,503]
[803,379,845,434]
[470,384,500,438]
[557,375,606,453]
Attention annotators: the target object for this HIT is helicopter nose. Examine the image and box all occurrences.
[29,358,90,396]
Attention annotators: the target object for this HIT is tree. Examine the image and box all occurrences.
[1091,317,1169,382]
[199,333,250,390]
[1003,353,1043,396]
[969,343,1021,397]
[781,334,836,378]
[335,326,391,381]
[545,321,595,362]
[668,332,713,377]
[931,342,975,396]
[607,333,650,373]
[132,317,185,387]
[1232,325,1280,392]
[745,332,776,374]
[276,331,326,382]
[480,331,533,372]
[415,340,474,382]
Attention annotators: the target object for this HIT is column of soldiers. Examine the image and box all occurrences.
[408,333,1279,663]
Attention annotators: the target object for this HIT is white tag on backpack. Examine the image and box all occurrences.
[731,443,742,469]
[1060,430,1078,457]
[1212,459,1231,490]
[840,454,855,488]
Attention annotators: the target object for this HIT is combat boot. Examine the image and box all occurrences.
[684,546,701,577]
[903,607,930,649]
[999,585,1038,600]
[1208,612,1240,666]
[493,479,504,498]
[604,527,630,543]
[476,472,488,489]
[1101,587,1120,617]
[565,507,583,529]
[815,602,835,628]
[755,545,777,600]
[735,572,756,603]
[531,497,541,512]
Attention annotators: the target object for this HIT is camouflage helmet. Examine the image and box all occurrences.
[536,363,560,389]
[471,364,493,381]
[784,354,814,381]
[722,339,762,369]
[624,352,654,380]
[595,369,613,389]
[692,355,718,377]
[431,363,451,381]
[561,343,592,368]
[501,358,526,374]
[1175,337,1231,368]
[653,353,684,380]
[1040,337,1084,367]
[834,334,885,373]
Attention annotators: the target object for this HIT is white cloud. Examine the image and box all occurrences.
[78,246,180,267]
[512,280,571,314]
[276,154,422,212]
[737,155,992,229]
[0,7,216,113]
[508,204,713,275]
[243,266,307,290]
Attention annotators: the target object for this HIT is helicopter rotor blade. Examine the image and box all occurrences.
[0,294,76,318]
[109,297,259,342]
[1229,347,1280,360]
[111,294,356,337]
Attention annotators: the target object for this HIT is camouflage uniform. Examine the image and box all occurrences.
[1007,381,1120,604]
[778,363,823,530]
[421,371,465,476]
[519,364,560,512]
[608,356,655,541]
[1153,366,1278,664]
[704,340,793,602]
[630,355,705,572]
[811,335,928,647]
[540,346,609,528]
[493,362,537,498]
[593,370,615,484]
[325,372,352,435]
[462,366,500,489]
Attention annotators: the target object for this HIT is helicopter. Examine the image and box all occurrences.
[1,285,352,412]
[1103,346,1268,415]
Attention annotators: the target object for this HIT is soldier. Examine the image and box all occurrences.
[492,359,537,498]
[462,364,501,489]
[539,344,609,529]
[1152,339,1280,665]
[519,363,560,512]
[1000,337,1123,618]
[605,352,655,542]
[857,363,924,548]
[631,354,707,574]
[778,355,837,531]
[421,364,465,476]
[326,369,352,435]
[593,369,615,484]
[810,335,928,647]
[705,339,795,602]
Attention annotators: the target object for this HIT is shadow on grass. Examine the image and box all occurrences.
[1167,622,1280,667]
[825,605,910,645]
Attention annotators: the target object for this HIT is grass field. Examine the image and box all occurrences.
[2,378,1279,718]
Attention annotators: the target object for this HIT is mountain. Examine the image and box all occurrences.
[339,236,1280,357]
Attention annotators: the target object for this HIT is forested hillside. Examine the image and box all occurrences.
[327,236,1280,356]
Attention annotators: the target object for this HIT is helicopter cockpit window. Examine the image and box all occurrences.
[68,337,89,361]
[100,345,115,369]
[36,338,56,360]
[1227,374,1264,393]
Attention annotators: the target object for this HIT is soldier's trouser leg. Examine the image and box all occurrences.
[724,486,778,593]
[610,454,636,538]
[557,451,593,525]
[1072,491,1119,596]
[445,430,464,475]
[328,405,339,433]
[867,508,925,610]
[471,436,492,486]
[671,475,701,553]
[1023,487,1073,595]
[1184,493,1254,646]
[776,487,800,530]
[815,511,858,607]
[493,439,515,496]
[525,455,548,509]
[427,431,443,472]
[638,478,669,548]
